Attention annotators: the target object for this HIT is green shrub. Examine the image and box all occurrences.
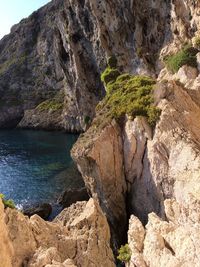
[117,244,131,263]
[37,100,63,112]
[164,45,198,73]
[0,54,27,75]
[36,90,64,112]
[0,194,15,209]
[101,67,121,86]
[97,73,160,127]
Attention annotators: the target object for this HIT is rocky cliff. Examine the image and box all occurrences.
[72,66,200,264]
[0,198,115,267]
[0,0,172,131]
[1,0,200,266]
[71,0,200,263]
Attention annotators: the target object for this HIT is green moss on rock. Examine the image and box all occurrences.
[164,45,198,73]
[36,90,64,112]
[0,54,27,75]
[97,73,160,127]
[117,244,131,263]
[37,100,63,112]
[101,67,121,86]
[193,36,200,49]
[0,194,15,209]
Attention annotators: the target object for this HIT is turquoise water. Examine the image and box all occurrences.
[0,130,79,207]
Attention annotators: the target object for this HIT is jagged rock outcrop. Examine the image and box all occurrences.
[1,198,115,267]
[72,68,200,256]
[72,120,127,249]
[130,78,200,222]
[127,198,200,267]
[0,0,173,130]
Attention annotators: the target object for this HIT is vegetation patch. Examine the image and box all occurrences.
[97,70,161,127]
[101,67,121,86]
[36,90,64,112]
[37,100,63,112]
[164,45,198,73]
[117,244,132,263]
[101,55,120,86]
[0,194,15,209]
[0,54,27,75]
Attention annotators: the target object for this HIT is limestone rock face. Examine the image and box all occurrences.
[0,200,13,267]
[0,0,172,130]
[1,0,200,130]
[0,198,114,267]
[127,79,200,222]
[160,0,200,58]
[72,76,200,257]
[127,199,200,267]
[72,120,127,249]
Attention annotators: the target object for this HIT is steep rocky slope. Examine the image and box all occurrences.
[2,0,199,131]
[0,198,115,267]
[0,0,171,131]
[1,0,200,266]
[72,65,200,264]
[71,0,200,259]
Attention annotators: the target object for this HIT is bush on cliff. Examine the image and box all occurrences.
[117,244,131,263]
[0,194,15,209]
[97,71,161,127]
[101,67,121,86]
[36,90,64,112]
[37,100,63,112]
[164,45,198,73]
[101,55,120,86]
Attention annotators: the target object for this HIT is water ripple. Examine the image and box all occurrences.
[0,129,79,207]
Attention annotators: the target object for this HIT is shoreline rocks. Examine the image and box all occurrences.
[1,198,115,267]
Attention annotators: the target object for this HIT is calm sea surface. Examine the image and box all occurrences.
[0,129,79,207]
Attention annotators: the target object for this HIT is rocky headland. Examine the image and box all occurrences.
[1,0,200,266]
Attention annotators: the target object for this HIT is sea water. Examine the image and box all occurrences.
[0,129,79,207]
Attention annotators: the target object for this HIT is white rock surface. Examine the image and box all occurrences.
[127,199,200,267]
[0,198,114,267]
